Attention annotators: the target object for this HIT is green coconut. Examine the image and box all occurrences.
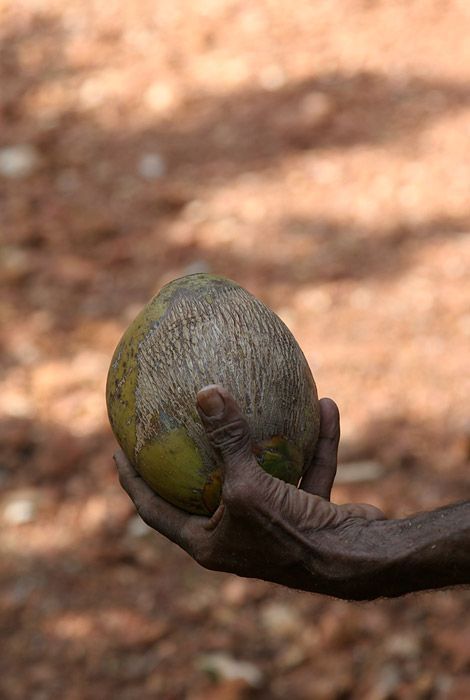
[106,274,320,515]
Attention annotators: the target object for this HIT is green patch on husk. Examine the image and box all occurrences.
[254,436,303,485]
[136,428,213,516]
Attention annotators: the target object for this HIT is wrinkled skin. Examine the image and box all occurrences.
[115,386,383,597]
[115,386,470,600]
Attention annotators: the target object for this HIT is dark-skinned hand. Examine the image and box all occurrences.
[115,385,470,598]
[114,385,387,599]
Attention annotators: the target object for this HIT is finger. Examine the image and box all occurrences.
[300,398,340,499]
[196,385,262,490]
[338,502,386,521]
[114,449,195,547]
[300,496,386,530]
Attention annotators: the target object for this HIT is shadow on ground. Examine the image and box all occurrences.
[0,410,469,698]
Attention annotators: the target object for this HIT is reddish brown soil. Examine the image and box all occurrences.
[1,1,469,698]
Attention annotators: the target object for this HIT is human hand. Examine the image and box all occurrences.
[115,385,385,599]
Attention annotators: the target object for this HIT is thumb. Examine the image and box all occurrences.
[196,385,261,486]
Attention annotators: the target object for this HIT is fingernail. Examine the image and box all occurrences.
[198,388,225,417]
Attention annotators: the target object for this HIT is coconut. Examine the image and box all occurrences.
[106,274,320,515]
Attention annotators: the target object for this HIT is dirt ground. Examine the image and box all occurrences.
[1,1,470,698]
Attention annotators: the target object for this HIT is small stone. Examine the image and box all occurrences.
[0,246,32,282]
[385,632,421,658]
[138,153,166,180]
[197,653,263,688]
[336,460,385,483]
[0,145,41,178]
[261,602,301,638]
[3,492,39,524]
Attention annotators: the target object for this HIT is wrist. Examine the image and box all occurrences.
[277,519,391,600]
[316,501,470,600]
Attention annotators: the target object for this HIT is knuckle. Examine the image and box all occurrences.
[206,418,250,456]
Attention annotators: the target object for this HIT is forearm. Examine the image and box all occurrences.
[301,501,470,601]
[367,501,470,598]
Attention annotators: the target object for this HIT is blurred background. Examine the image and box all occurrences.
[1,1,470,698]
